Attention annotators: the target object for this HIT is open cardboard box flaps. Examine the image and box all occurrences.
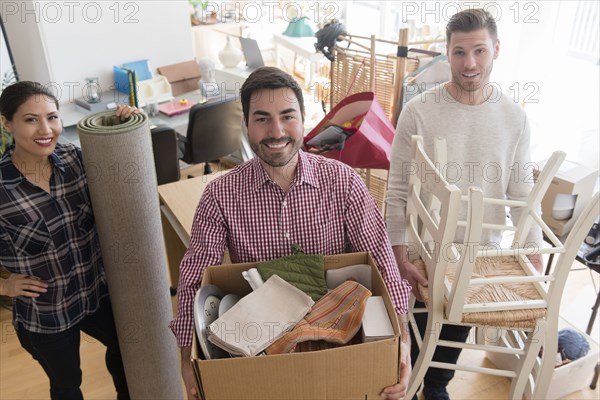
[191,252,401,400]
[534,160,597,237]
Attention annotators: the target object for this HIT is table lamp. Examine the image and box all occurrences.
[283,16,315,37]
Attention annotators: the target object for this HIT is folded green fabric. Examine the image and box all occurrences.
[256,254,328,301]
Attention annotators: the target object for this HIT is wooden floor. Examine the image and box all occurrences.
[1,257,598,399]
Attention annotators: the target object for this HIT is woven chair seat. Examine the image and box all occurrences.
[414,256,546,330]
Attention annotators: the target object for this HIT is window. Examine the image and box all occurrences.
[568,0,599,62]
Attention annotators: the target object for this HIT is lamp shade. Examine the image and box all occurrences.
[282,17,315,37]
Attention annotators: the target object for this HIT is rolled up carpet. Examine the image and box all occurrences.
[77,111,182,399]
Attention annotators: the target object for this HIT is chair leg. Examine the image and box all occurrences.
[509,321,546,400]
[405,318,442,400]
[532,319,557,400]
[586,290,600,336]
[591,362,600,389]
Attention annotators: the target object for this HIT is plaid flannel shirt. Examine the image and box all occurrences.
[0,143,107,333]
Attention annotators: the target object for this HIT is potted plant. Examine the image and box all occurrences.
[0,127,10,155]
[189,0,216,25]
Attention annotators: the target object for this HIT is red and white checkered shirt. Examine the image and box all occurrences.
[169,151,411,347]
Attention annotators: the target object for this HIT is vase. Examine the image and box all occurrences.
[84,77,101,103]
[218,36,243,68]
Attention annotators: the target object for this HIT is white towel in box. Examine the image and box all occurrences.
[207,275,314,356]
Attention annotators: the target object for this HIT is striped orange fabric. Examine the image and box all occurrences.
[266,280,371,355]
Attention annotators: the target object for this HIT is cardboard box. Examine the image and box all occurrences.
[192,252,401,400]
[535,159,597,237]
[157,60,201,96]
[485,317,599,399]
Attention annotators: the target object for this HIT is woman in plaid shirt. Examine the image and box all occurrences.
[0,81,136,399]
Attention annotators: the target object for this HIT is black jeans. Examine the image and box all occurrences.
[410,301,472,388]
[17,297,129,400]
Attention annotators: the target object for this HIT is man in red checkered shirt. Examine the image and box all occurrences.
[170,66,411,400]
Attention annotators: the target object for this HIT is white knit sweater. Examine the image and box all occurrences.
[385,84,543,248]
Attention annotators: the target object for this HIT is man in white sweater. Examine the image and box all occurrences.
[385,8,543,400]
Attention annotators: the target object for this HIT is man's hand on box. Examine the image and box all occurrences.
[181,346,200,399]
[380,315,412,399]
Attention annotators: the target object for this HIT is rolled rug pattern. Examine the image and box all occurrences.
[77,111,182,399]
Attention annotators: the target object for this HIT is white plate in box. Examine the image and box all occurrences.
[218,293,240,317]
[193,284,229,360]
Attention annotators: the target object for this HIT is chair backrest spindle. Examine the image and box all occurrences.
[407,136,462,314]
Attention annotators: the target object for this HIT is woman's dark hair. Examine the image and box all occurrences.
[446,8,498,44]
[240,66,304,125]
[0,81,59,121]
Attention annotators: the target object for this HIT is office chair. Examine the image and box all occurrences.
[150,125,181,185]
[177,97,243,175]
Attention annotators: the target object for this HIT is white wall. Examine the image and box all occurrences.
[2,0,193,105]
[1,2,53,85]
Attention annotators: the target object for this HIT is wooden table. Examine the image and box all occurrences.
[273,33,323,89]
[158,173,222,288]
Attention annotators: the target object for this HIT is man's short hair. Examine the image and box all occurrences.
[240,66,305,125]
[446,8,498,43]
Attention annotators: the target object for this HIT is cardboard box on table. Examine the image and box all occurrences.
[191,252,401,400]
[157,60,201,96]
[534,159,597,237]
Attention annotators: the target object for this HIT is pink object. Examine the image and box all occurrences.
[304,92,395,169]
[158,99,196,117]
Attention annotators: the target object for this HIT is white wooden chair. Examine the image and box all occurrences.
[405,135,600,399]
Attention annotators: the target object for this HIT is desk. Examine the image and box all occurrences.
[157,173,222,288]
[148,89,206,131]
[214,65,251,88]
[62,63,251,130]
[60,89,206,139]
[272,33,323,89]
[62,70,252,162]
